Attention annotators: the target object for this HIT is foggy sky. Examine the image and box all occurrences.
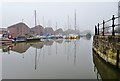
[2,2,118,32]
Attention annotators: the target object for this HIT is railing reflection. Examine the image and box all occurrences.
[93,50,120,80]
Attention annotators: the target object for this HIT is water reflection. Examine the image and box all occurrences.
[1,45,13,54]
[55,39,63,44]
[43,40,54,46]
[74,40,77,66]
[34,40,54,70]
[35,46,40,70]
[28,42,44,49]
[3,37,96,79]
[64,39,79,66]
[2,39,79,69]
[82,36,92,40]
[93,50,120,80]
[36,39,78,69]
[13,43,30,53]
[1,40,54,54]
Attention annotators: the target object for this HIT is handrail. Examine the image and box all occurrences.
[115,24,120,26]
[105,19,112,23]
[115,16,120,19]
[95,15,120,36]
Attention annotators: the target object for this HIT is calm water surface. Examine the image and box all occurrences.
[2,37,120,79]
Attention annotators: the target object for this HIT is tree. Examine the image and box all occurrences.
[86,32,92,40]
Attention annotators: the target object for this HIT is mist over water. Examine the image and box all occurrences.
[2,38,97,79]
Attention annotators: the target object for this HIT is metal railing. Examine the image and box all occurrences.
[95,15,120,36]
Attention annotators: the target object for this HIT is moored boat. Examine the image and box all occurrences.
[64,34,80,39]
[0,34,12,45]
[0,39,12,45]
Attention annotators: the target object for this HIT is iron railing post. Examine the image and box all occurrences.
[112,15,115,36]
[103,20,105,36]
[98,23,99,35]
[95,25,97,35]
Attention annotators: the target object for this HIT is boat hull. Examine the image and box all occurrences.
[0,40,12,45]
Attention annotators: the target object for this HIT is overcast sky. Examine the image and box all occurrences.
[2,2,118,32]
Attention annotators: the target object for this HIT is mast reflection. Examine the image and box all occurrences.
[34,39,54,70]
[74,40,77,66]
[2,39,80,70]
[65,39,78,66]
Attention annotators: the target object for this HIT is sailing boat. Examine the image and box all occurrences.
[74,10,80,39]
[65,10,80,39]
[26,10,41,41]
[64,16,70,39]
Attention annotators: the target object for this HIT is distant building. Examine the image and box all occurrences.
[44,27,54,35]
[7,22,30,37]
[54,28,64,35]
[0,28,7,34]
[30,25,44,35]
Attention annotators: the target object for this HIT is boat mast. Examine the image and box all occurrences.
[35,10,37,27]
[22,19,24,23]
[43,16,45,27]
[75,9,77,31]
[34,10,37,70]
[68,16,69,30]
[21,19,24,36]
[56,22,57,30]
[34,10,37,35]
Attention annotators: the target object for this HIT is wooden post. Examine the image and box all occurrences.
[116,50,119,69]
[98,23,99,35]
[103,20,105,36]
[112,15,115,36]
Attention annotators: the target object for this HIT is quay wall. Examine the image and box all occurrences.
[93,35,120,69]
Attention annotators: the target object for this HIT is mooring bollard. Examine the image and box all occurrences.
[116,49,119,69]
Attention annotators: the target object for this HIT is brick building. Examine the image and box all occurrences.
[44,27,54,35]
[7,22,30,37]
[30,25,44,35]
